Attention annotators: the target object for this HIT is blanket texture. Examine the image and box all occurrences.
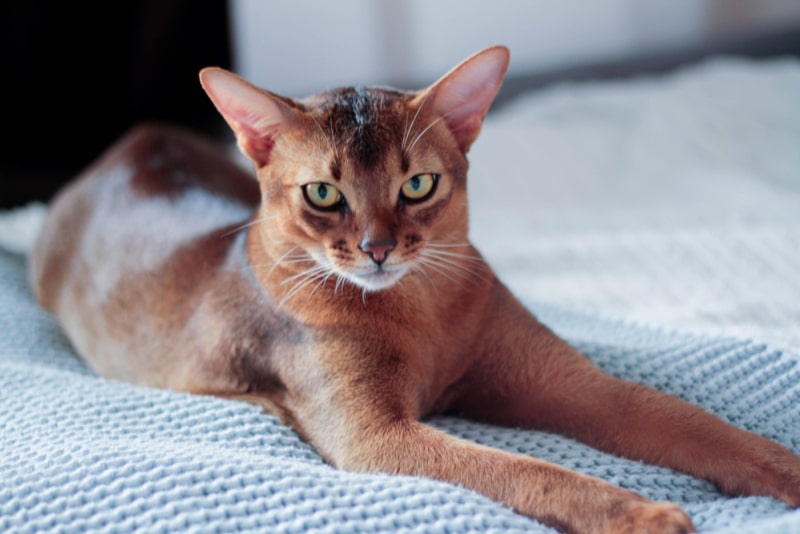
[2,56,800,533]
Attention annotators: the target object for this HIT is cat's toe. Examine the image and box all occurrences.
[606,501,695,534]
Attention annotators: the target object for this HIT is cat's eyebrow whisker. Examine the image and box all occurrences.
[402,92,431,151]
[311,115,335,153]
[407,113,451,155]
[401,111,410,151]
[329,114,339,159]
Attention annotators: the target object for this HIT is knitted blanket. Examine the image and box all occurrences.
[3,56,800,532]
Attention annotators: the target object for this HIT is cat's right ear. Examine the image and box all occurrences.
[417,46,510,153]
[199,67,296,167]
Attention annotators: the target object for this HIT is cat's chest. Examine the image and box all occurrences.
[291,283,491,411]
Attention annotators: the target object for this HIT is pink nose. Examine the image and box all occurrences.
[359,239,396,265]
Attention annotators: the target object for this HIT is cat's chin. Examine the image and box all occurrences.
[345,267,407,292]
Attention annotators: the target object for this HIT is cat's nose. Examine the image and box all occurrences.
[359,238,396,265]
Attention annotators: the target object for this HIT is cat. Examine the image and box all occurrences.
[29,46,800,534]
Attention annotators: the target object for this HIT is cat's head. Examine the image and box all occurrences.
[199,46,509,293]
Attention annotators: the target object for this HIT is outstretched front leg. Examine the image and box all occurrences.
[321,413,694,534]
[227,339,694,534]
[455,282,800,509]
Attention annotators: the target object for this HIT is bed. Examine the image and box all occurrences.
[1,55,799,533]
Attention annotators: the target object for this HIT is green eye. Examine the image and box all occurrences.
[401,173,438,202]
[303,183,343,210]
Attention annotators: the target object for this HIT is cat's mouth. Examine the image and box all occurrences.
[347,264,408,292]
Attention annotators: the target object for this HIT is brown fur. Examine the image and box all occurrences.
[29,46,800,534]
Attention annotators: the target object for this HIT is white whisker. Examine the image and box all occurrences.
[281,264,330,286]
[415,256,461,283]
[310,270,336,297]
[272,256,321,267]
[426,242,471,249]
[427,253,486,278]
[335,274,347,295]
[409,263,433,286]
[423,248,485,264]
[407,113,450,154]
[221,214,276,238]
[401,110,410,150]
[311,115,335,153]
[329,114,339,159]
[277,267,330,309]
[424,242,486,269]
[416,250,487,287]
[402,92,431,151]
[257,246,303,280]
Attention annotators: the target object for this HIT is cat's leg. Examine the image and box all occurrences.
[455,284,800,508]
[226,391,694,534]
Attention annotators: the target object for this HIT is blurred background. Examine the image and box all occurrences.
[2,0,799,209]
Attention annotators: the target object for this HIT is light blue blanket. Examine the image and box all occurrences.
[2,247,799,533]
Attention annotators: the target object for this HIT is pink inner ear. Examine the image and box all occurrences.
[199,68,287,167]
[430,47,510,152]
[237,134,276,167]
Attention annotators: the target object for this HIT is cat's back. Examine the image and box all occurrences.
[29,123,262,385]
[31,122,258,308]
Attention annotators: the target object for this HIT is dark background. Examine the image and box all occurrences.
[1,2,799,210]
[1,1,232,209]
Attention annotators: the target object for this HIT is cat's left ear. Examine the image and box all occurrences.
[199,67,298,167]
[419,46,510,153]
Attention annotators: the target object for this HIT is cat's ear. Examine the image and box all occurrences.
[418,46,510,152]
[199,67,298,167]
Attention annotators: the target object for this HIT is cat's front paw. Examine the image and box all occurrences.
[603,501,695,534]
[752,443,800,507]
[713,438,800,507]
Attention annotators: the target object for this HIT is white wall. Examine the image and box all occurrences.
[230,0,800,97]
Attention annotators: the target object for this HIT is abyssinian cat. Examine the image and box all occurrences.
[30,46,800,534]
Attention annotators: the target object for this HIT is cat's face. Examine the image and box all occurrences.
[258,87,471,292]
[200,46,510,293]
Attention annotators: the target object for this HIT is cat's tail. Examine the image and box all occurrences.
[0,202,47,255]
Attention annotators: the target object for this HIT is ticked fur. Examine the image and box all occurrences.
[30,47,800,534]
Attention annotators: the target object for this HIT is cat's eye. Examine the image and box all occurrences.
[303,183,344,210]
[400,173,438,203]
